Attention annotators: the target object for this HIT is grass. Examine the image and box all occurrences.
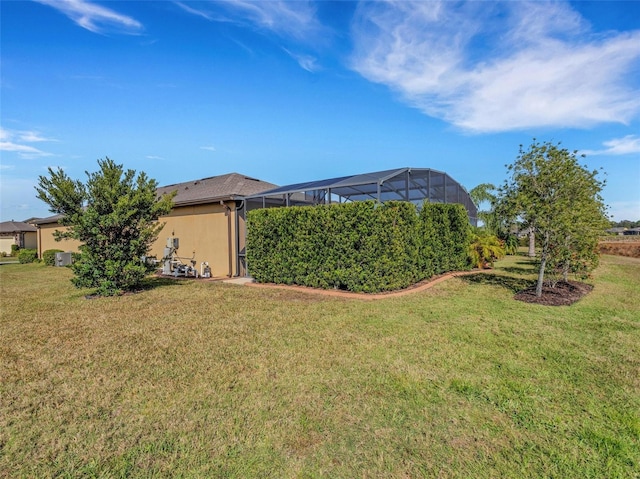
[1,254,638,478]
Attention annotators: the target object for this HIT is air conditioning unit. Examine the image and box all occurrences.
[55,252,73,267]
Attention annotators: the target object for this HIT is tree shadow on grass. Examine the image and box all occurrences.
[500,266,536,275]
[461,273,536,293]
[138,275,193,291]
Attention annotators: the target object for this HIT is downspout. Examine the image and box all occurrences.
[235,199,245,277]
[220,201,233,277]
[37,226,42,259]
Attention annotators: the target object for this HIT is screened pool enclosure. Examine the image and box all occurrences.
[244,167,477,225]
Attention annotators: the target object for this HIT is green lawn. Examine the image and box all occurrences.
[1,254,638,478]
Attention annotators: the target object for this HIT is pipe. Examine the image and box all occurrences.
[220,201,233,277]
[235,200,245,277]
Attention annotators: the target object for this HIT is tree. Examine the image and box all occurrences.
[469,183,499,233]
[499,140,608,297]
[36,158,174,296]
[470,183,517,254]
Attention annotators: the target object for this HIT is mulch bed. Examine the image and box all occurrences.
[514,280,593,306]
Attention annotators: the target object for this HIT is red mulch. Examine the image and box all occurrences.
[514,280,593,306]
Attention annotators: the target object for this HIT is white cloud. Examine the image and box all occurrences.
[350,1,640,133]
[200,146,216,152]
[0,128,57,159]
[177,0,322,41]
[282,48,320,73]
[146,155,165,160]
[581,135,640,156]
[35,0,143,34]
[218,0,321,40]
[175,2,214,21]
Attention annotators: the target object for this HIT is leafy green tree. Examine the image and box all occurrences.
[36,158,174,296]
[499,140,608,297]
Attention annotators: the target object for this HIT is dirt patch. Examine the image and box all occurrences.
[514,280,593,306]
[598,241,640,259]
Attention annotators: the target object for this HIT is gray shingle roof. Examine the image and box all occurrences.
[156,172,277,206]
[0,221,37,234]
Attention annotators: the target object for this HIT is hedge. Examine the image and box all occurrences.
[247,200,472,293]
[43,249,64,266]
[17,249,38,264]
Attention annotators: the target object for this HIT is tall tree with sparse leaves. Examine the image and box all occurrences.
[499,140,608,297]
[36,158,174,296]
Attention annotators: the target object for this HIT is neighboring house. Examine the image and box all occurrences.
[32,214,83,259]
[623,227,640,236]
[0,221,38,255]
[34,172,277,278]
[606,227,627,236]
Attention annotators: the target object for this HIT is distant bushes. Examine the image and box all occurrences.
[247,201,472,293]
[17,249,38,264]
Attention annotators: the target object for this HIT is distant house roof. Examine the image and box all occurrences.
[0,221,37,234]
[156,172,278,207]
[32,214,64,226]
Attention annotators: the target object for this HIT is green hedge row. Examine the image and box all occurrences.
[246,201,472,293]
[17,249,38,264]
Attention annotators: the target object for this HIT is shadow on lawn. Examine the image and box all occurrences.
[500,266,536,275]
[138,275,192,291]
[462,273,535,293]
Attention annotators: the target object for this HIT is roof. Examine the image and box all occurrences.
[156,172,277,206]
[249,168,408,198]
[245,167,478,225]
[34,172,278,224]
[0,221,37,234]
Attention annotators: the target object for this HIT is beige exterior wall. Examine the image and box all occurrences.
[24,231,37,250]
[37,224,82,258]
[1,232,38,254]
[36,201,243,277]
[150,201,240,278]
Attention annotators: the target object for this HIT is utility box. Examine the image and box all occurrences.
[55,252,73,267]
[167,237,179,249]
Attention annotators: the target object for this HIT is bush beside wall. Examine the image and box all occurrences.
[247,201,472,293]
[43,249,64,266]
[17,249,38,264]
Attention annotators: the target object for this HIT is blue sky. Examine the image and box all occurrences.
[1,0,639,222]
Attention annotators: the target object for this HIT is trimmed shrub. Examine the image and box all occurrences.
[43,249,64,266]
[11,244,20,256]
[18,249,38,264]
[247,200,472,293]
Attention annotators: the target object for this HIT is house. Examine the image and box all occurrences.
[151,173,276,277]
[622,227,640,236]
[0,221,38,255]
[34,173,277,278]
[34,167,477,279]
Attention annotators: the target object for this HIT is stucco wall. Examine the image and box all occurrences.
[37,224,82,258]
[24,231,37,250]
[36,201,240,277]
[150,202,239,278]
